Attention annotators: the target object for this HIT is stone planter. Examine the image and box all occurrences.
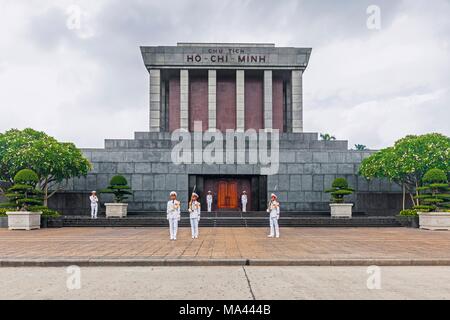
[0,216,8,228]
[396,215,420,228]
[330,203,353,219]
[419,212,450,231]
[105,203,128,218]
[6,211,42,230]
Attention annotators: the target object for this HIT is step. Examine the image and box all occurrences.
[61,216,401,228]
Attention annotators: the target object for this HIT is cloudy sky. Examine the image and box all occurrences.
[0,0,449,149]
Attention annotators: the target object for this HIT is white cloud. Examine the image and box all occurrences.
[0,0,448,149]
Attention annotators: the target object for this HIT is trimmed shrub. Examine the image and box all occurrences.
[100,175,133,203]
[3,169,43,211]
[415,168,449,212]
[325,177,354,203]
[110,175,128,186]
[399,209,418,216]
[332,177,349,189]
[28,206,60,217]
[422,168,447,184]
[14,169,39,186]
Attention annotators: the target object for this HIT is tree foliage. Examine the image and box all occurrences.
[320,133,336,141]
[325,177,354,203]
[358,133,450,208]
[100,175,133,203]
[2,169,43,211]
[0,128,92,204]
[415,168,450,212]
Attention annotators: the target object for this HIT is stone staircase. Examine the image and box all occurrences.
[61,211,401,228]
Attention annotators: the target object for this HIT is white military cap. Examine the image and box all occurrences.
[192,192,199,198]
[271,193,277,198]
[243,190,247,193]
[91,190,96,193]
[170,191,177,196]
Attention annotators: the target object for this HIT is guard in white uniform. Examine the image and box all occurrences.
[206,191,213,212]
[241,191,248,212]
[267,193,280,238]
[188,192,201,239]
[89,191,98,219]
[166,191,181,240]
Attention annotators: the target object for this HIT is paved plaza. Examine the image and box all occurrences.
[1,227,450,264]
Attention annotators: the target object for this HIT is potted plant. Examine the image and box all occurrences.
[325,177,354,218]
[416,168,450,230]
[396,209,420,228]
[100,175,132,218]
[3,169,43,230]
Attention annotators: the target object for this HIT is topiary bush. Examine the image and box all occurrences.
[3,169,43,211]
[13,169,39,186]
[325,177,354,203]
[415,168,449,212]
[399,209,418,216]
[28,206,60,217]
[100,175,133,203]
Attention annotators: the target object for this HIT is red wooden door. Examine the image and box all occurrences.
[218,181,238,209]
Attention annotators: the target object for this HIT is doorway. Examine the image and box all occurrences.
[218,180,239,209]
[189,174,267,212]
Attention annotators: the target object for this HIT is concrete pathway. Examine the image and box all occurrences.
[1,266,450,300]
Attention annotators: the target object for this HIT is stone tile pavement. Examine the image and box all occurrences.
[1,227,450,265]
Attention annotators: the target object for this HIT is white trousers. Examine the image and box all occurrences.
[207,201,212,212]
[90,204,98,218]
[168,218,178,239]
[190,217,199,238]
[269,216,280,237]
[242,202,247,212]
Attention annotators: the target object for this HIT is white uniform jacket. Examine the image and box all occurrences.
[167,200,181,220]
[89,195,98,205]
[267,200,280,219]
[189,200,201,219]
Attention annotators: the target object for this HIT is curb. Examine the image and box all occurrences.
[2,258,450,267]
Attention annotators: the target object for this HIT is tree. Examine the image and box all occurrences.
[0,128,92,206]
[3,169,43,211]
[325,177,354,203]
[320,133,336,141]
[354,144,367,151]
[415,168,450,212]
[359,133,450,210]
[100,175,133,203]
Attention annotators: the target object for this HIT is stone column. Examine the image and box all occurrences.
[180,69,189,130]
[236,70,245,131]
[149,69,161,132]
[264,70,273,131]
[208,70,217,131]
[291,70,303,132]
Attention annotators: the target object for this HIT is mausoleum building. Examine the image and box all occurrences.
[51,43,401,215]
